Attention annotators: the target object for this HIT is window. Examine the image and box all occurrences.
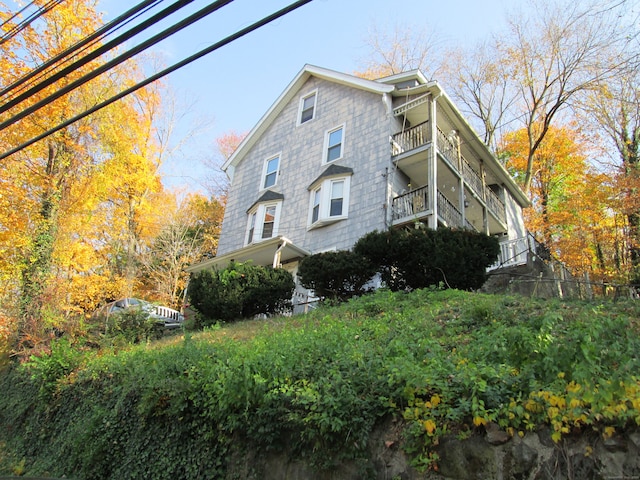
[329,180,344,216]
[308,176,351,228]
[311,188,321,223]
[246,202,282,244]
[299,91,317,124]
[247,212,257,244]
[262,155,280,189]
[325,125,344,163]
[262,205,276,239]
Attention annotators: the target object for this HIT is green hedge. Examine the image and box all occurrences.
[188,261,294,324]
[354,227,499,291]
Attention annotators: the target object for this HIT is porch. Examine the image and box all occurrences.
[390,122,507,233]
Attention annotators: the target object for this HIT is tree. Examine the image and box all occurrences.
[501,125,620,282]
[441,41,518,151]
[141,193,224,308]
[502,0,631,193]
[354,22,445,81]
[579,63,640,285]
[0,1,170,348]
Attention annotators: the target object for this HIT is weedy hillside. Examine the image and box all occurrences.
[1,289,639,479]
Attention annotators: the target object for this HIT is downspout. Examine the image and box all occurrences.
[273,239,288,268]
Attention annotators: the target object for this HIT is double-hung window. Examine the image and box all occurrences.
[245,199,283,245]
[308,173,351,228]
[299,91,317,124]
[325,125,344,163]
[262,155,280,189]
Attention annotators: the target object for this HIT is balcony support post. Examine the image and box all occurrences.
[428,96,439,230]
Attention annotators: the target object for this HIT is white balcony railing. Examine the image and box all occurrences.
[391,185,429,221]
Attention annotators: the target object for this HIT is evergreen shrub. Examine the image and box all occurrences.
[188,261,294,325]
[354,227,499,291]
[297,250,376,302]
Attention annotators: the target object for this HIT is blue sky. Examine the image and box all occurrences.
[9,0,519,192]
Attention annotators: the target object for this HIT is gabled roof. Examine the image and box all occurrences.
[246,190,284,213]
[308,164,354,189]
[222,65,395,176]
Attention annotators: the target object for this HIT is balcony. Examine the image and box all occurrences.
[391,185,478,232]
[391,185,430,223]
[391,121,431,156]
[391,125,507,228]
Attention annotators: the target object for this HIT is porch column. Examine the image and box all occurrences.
[428,95,438,230]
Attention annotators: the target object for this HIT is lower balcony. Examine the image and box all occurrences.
[391,185,477,231]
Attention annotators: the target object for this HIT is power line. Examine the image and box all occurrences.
[0,0,67,46]
[0,0,166,101]
[0,0,228,123]
[0,0,314,162]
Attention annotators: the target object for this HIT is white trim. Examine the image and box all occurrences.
[323,123,346,164]
[260,153,281,190]
[222,64,393,173]
[246,201,283,245]
[307,176,351,229]
[297,89,318,126]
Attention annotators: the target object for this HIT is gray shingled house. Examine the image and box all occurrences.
[187,65,531,306]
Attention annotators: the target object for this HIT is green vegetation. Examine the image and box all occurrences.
[298,250,376,301]
[1,289,639,478]
[354,228,500,291]
[188,261,294,325]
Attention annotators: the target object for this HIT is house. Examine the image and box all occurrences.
[187,65,531,305]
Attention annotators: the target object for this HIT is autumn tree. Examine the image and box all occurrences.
[141,192,224,308]
[578,60,640,285]
[501,125,620,282]
[0,1,169,348]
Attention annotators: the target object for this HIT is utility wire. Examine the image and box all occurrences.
[0,0,314,162]
[0,0,165,101]
[0,0,66,46]
[0,0,200,116]
[0,0,234,128]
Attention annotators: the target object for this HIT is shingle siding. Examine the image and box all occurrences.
[218,77,392,256]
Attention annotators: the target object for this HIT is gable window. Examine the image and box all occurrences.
[308,175,351,228]
[325,125,344,163]
[262,155,280,189]
[299,91,317,124]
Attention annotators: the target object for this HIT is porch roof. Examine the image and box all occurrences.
[186,236,310,273]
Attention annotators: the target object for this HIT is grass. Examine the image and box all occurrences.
[1,288,639,479]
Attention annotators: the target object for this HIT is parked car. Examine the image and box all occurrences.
[92,297,184,329]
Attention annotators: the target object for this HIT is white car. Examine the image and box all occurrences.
[93,297,184,329]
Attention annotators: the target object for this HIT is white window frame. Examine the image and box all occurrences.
[297,90,317,125]
[261,154,280,190]
[245,201,282,244]
[307,176,350,229]
[323,124,345,164]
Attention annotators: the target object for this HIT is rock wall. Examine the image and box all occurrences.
[227,421,640,480]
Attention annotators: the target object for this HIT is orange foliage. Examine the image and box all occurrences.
[501,125,622,282]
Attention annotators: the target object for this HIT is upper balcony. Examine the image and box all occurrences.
[391,123,507,230]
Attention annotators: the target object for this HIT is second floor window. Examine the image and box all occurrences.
[326,125,344,163]
[262,155,280,189]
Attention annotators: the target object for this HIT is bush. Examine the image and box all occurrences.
[102,308,162,345]
[354,227,499,291]
[188,261,294,325]
[297,250,376,302]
